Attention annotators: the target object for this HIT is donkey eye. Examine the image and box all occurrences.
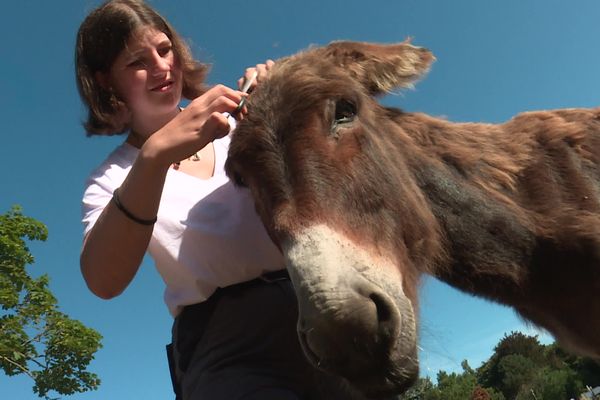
[334,99,357,124]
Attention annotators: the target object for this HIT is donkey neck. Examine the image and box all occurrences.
[399,112,537,303]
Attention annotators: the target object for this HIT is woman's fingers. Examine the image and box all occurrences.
[183,86,245,121]
[256,59,274,83]
[195,84,244,108]
[188,95,240,139]
[237,60,275,92]
[203,112,231,140]
[151,88,240,159]
[207,96,241,114]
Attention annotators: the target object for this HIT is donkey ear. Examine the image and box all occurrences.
[324,40,435,95]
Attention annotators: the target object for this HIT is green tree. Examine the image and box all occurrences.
[525,367,583,400]
[546,343,600,388]
[424,360,478,400]
[496,353,537,399]
[477,331,546,398]
[471,385,505,400]
[397,376,435,399]
[406,331,598,400]
[475,331,599,400]
[493,331,545,361]
[0,206,102,399]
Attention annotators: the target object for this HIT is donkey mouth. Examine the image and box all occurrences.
[297,328,327,369]
[296,302,419,397]
[298,326,419,397]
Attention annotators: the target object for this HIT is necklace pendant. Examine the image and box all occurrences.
[172,151,201,169]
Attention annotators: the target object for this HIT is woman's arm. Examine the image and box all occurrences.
[80,85,244,299]
[80,151,169,299]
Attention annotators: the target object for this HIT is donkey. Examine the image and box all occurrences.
[225,40,600,398]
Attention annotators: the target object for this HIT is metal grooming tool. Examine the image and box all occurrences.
[232,70,258,116]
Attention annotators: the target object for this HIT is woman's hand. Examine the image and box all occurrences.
[238,60,275,93]
[142,84,245,167]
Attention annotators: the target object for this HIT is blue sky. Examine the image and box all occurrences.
[1,1,599,398]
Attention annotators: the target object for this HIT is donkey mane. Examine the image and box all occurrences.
[398,106,596,233]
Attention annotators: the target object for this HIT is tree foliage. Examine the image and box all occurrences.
[471,386,493,400]
[400,331,599,400]
[396,377,435,400]
[399,361,503,400]
[0,206,102,399]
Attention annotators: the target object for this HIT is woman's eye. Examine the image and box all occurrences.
[127,59,144,68]
[334,99,357,124]
[158,46,172,57]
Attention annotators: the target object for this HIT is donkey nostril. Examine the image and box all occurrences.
[369,292,393,323]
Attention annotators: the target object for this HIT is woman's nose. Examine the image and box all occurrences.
[150,52,170,76]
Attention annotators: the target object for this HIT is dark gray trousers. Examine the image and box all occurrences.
[169,276,353,400]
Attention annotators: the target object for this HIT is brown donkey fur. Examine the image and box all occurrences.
[226,41,600,397]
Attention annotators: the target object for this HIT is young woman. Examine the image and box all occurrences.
[75,1,340,399]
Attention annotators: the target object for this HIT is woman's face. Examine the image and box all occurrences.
[107,27,183,120]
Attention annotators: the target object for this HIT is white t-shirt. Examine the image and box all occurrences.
[82,134,285,316]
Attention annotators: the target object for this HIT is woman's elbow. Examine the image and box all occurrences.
[87,281,124,300]
[80,256,125,300]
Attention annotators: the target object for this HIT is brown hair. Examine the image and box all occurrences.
[75,0,209,135]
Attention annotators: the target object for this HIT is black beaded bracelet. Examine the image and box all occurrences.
[112,187,157,226]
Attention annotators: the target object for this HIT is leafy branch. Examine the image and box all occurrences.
[0,206,103,399]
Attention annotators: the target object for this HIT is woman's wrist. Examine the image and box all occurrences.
[138,137,174,172]
[112,187,157,225]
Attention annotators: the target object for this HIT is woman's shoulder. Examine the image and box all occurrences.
[85,142,138,185]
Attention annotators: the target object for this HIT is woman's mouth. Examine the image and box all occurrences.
[151,80,174,92]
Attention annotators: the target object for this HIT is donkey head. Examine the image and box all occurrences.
[226,41,440,397]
